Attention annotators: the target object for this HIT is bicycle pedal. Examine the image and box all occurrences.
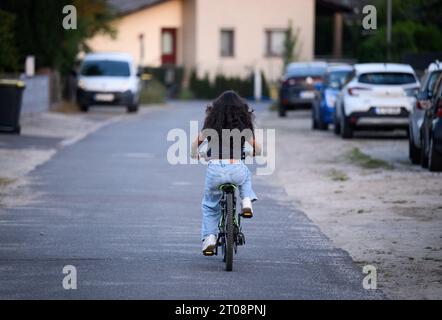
[237,233,246,246]
[241,212,253,219]
[203,250,215,256]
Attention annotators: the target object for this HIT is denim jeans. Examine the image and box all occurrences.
[201,161,257,240]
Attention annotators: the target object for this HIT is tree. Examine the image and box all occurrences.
[282,20,300,69]
[357,0,442,62]
[0,10,19,73]
[0,0,116,75]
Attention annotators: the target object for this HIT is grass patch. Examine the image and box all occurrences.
[139,80,167,104]
[269,102,278,112]
[53,101,81,114]
[328,169,349,182]
[346,148,393,170]
[0,177,15,186]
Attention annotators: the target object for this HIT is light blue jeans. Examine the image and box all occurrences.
[201,161,257,240]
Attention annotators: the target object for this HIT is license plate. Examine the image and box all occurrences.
[375,107,401,115]
[95,93,115,102]
[300,91,315,99]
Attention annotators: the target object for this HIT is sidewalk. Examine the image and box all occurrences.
[0,110,123,207]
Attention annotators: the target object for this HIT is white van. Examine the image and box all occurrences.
[76,53,141,113]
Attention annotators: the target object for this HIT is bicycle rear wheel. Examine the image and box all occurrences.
[224,193,234,271]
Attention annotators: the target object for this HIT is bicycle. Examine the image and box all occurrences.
[198,149,254,271]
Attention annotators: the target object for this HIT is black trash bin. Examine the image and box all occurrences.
[0,79,26,134]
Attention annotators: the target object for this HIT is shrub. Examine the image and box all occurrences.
[0,10,19,73]
[139,79,167,104]
[143,66,184,98]
[188,70,270,100]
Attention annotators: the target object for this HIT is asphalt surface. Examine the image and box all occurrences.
[0,102,384,299]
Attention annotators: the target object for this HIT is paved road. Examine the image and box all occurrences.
[0,102,384,299]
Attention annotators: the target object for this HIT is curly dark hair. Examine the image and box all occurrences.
[203,90,255,135]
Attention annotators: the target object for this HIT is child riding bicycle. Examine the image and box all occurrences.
[191,90,262,255]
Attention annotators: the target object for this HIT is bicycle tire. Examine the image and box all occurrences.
[225,193,234,271]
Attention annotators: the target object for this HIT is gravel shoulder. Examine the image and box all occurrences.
[261,109,442,300]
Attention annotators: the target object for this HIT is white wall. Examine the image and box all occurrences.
[194,0,315,81]
[87,0,183,67]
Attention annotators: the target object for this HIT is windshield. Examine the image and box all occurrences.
[287,67,327,78]
[326,71,352,89]
[427,70,442,92]
[359,72,416,85]
[80,60,131,77]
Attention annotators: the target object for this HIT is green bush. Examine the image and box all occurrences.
[0,9,18,73]
[188,70,270,100]
[143,66,184,98]
[139,79,167,104]
[178,88,194,100]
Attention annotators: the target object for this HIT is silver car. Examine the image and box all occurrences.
[409,62,442,164]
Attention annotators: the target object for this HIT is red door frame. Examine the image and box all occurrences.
[161,28,177,65]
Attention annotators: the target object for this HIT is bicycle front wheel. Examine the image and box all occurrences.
[224,193,234,271]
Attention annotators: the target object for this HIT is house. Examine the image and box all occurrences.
[87,0,350,82]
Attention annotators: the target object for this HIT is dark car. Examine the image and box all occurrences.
[409,62,442,164]
[312,64,353,130]
[420,72,442,171]
[278,62,327,117]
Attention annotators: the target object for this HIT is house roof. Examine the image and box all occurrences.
[316,0,353,14]
[110,0,353,16]
[108,0,167,15]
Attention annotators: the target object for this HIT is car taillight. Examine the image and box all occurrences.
[282,78,297,86]
[417,100,431,110]
[348,87,371,96]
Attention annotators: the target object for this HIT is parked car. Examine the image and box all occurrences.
[76,52,141,113]
[334,63,420,139]
[278,61,328,117]
[409,61,442,164]
[312,64,353,130]
[420,72,442,171]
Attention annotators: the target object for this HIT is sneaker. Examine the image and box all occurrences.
[202,234,217,255]
[241,198,253,218]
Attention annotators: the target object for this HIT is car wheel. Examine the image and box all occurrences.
[428,138,442,172]
[127,104,139,113]
[409,130,420,165]
[80,104,89,112]
[312,108,318,130]
[278,104,287,118]
[318,113,328,131]
[341,114,353,139]
[420,136,429,168]
[333,111,341,135]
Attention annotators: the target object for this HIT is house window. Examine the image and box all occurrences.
[220,29,234,57]
[265,30,286,57]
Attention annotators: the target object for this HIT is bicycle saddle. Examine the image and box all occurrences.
[218,183,237,192]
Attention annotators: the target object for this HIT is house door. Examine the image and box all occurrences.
[161,28,177,65]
